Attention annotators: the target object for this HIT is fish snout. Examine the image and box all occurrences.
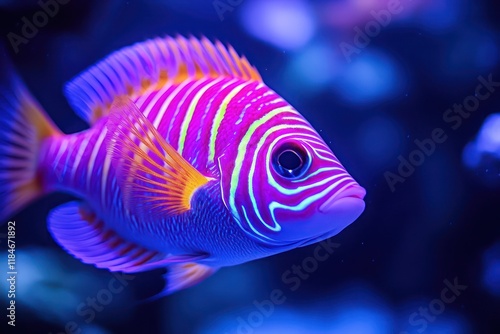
[318,185,366,232]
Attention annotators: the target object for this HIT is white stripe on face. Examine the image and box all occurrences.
[226,111,358,243]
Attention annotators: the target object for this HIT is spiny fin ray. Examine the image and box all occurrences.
[105,97,210,218]
[65,35,262,125]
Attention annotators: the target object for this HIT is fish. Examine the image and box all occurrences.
[0,36,366,296]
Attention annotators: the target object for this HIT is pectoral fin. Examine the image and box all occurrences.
[105,97,210,219]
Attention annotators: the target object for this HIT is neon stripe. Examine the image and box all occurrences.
[62,135,77,168]
[153,80,193,128]
[59,135,77,183]
[246,126,340,232]
[101,154,111,206]
[248,127,308,231]
[208,81,247,162]
[241,205,275,241]
[71,133,91,179]
[53,138,69,170]
[291,167,344,183]
[228,107,296,218]
[268,178,357,220]
[164,79,209,143]
[86,129,107,189]
[142,84,172,117]
[178,79,222,154]
[264,132,345,195]
[196,80,235,142]
[234,84,268,125]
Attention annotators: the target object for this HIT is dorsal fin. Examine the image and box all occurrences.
[64,35,262,125]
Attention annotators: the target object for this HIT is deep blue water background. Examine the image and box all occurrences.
[0,0,499,333]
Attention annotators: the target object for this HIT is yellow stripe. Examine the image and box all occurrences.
[208,81,247,162]
[228,107,294,215]
[178,79,222,154]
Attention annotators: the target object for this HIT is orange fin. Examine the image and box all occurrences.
[164,263,217,295]
[65,35,262,125]
[145,263,218,300]
[0,51,62,222]
[48,201,208,272]
[105,97,210,217]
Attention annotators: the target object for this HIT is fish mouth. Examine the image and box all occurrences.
[270,185,367,249]
[295,185,366,248]
[319,185,366,213]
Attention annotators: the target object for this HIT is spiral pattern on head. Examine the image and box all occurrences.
[221,106,359,244]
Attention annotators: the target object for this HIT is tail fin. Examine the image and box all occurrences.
[0,49,62,222]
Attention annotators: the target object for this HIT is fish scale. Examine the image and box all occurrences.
[0,35,366,296]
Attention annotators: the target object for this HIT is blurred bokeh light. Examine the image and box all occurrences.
[0,0,498,333]
[482,242,500,297]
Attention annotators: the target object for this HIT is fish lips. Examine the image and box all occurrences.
[274,185,366,247]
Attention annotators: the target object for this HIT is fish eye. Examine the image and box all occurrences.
[272,144,310,179]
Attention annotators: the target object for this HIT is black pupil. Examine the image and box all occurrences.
[273,145,309,178]
[278,150,302,171]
